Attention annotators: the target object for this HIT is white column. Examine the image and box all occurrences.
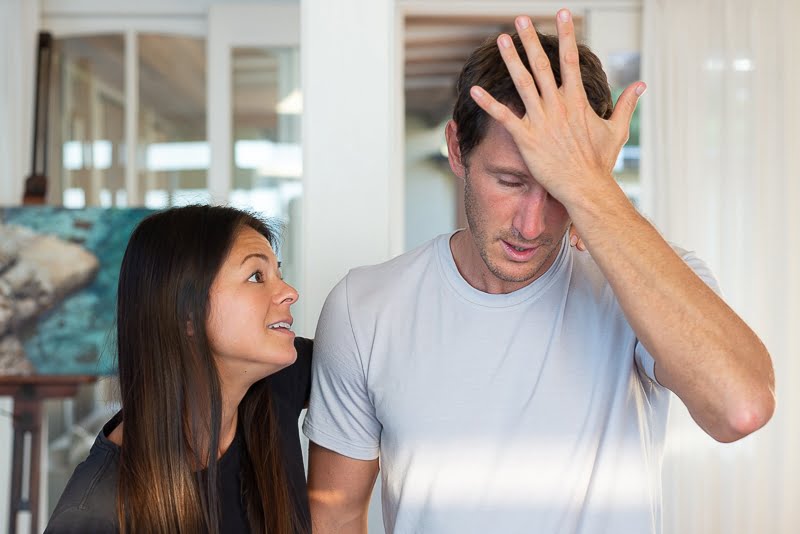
[301,1,400,529]
[206,6,232,205]
[300,0,402,332]
[0,4,40,530]
[0,0,40,205]
[124,29,139,206]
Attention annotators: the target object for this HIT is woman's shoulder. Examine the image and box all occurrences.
[265,336,313,414]
[45,417,121,534]
[45,507,117,534]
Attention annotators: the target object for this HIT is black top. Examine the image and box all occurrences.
[45,337,313,533]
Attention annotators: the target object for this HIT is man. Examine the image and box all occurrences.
[303,10,775,534]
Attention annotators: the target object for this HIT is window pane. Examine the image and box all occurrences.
[50,35,126,208]
[138,34,207,208]
[607,52,642,207]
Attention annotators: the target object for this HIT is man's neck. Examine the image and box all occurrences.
[449,229,536,294]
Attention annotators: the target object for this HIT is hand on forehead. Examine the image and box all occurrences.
[467,10,645,206]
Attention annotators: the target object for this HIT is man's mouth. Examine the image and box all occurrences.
[501,240,539,261]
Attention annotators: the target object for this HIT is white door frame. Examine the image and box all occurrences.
[206,3,300,204]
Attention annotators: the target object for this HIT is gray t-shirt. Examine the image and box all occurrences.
[303,231,719,534]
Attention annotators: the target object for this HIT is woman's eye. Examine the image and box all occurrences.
[248,271,264,283]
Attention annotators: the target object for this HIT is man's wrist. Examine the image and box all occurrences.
[563,173,639,233]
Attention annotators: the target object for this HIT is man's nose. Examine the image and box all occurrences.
[512,187,548,241]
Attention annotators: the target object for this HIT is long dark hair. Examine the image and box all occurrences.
[115,204,302,533]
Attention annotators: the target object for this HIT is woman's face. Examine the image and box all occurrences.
[206,226,299,381]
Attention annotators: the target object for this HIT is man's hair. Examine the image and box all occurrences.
[452,31,613,165]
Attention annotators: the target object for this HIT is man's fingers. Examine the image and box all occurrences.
[469,85,523,137]
[556,9,587,103]
[569,225,587,252]
[514,16,559,104]
[610,82,646,137]
[496,33,543,117]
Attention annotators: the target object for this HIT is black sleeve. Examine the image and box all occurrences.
[45,509,117,534]
[267,336,313,415]
[45,423,121,534]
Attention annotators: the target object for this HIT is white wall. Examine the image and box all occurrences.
[0,0,38,206]
[0,2,41,529]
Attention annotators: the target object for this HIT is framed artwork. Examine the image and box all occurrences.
[0,207,157,375]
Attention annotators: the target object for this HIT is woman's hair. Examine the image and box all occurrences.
[115,204,302,533]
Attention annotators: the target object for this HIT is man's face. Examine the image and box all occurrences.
[451,119,571,293]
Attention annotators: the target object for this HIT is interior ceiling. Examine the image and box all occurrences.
[405,15,583,124]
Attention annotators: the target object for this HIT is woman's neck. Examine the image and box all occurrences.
[218,389,242,457]
[216,363,258,458]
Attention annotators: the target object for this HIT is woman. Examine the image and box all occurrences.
[46,205,311,533]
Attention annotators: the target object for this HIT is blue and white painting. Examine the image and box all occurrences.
[0,207,156,376]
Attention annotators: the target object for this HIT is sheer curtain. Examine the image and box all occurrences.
[641,0,800,532]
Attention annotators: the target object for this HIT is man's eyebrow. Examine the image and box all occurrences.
[240,252,271,266]
[484,165,530,178]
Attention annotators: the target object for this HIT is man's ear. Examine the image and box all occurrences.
[445,120,467,180]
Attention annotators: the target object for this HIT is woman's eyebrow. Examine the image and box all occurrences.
[240,252,271,266]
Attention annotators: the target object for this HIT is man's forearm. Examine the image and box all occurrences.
[567,179,775,442]
[310,502,369,534]
[307,443,379,534]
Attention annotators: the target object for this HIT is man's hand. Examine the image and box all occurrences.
[569,225,586,251]
[468,10,644,206]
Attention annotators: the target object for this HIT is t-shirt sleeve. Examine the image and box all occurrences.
[302,275,381,461]
[634,248,723,386]
[267,336,313,416]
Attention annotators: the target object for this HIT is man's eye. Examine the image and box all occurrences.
[499,179,522,188]
[248,271,264,283]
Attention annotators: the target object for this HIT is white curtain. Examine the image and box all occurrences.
[641,0,800,532]
[0,0,39,206]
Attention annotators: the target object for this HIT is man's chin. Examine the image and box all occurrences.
[487,260,541,284]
